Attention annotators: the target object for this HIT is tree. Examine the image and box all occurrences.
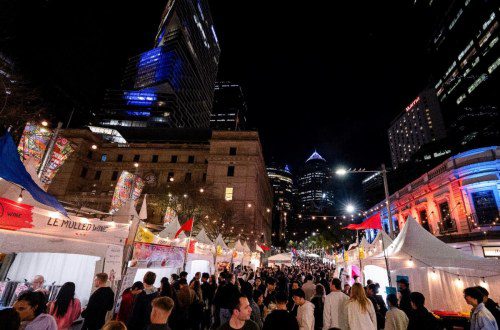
[147,182,241,243]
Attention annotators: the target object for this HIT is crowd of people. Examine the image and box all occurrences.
[0,261,499,330]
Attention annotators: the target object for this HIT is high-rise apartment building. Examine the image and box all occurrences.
[211,82,248,130]
[388,89,446,168]
[98,0,220,130]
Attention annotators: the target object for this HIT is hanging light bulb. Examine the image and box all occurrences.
[407,257,414,267]
[430,268,438,280]
[17,189,23,203]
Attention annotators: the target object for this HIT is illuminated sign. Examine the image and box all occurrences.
[483,246,500,257]
[405,97,420,112]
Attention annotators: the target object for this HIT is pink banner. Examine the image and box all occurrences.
[131,242,185,268]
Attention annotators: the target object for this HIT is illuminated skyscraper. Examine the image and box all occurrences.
[98,0,220,129]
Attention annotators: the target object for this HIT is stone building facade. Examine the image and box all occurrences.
[366,146,500,257]
[48,129,273,244]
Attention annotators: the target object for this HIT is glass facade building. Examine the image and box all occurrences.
[98,0,220,129]
[211,82,248,130]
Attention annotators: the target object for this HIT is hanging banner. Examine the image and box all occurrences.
[131,242,185,269]
[104,245,124,281]
[0,197,129,246]
[163,207,178,225]
[17,122,52,167]
[359,246,365,260]
[40,137,74,188]
[111,171,145,212]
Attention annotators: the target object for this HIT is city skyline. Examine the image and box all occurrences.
[0,0,434,170]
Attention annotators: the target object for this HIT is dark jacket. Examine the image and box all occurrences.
[127,288,159,330]
[213,283,240,310]
[485,298,500,325]
[398,288,412,316]
[311,296,324,330]
[408,307,439,330]
[369,295,388,329]
[263,309,299,330]
[81,287,114,330]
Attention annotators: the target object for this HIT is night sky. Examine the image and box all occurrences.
[1,0,433,171]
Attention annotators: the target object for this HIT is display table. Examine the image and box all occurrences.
[433,310,469,330]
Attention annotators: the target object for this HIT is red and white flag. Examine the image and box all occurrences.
[174,218,194,238]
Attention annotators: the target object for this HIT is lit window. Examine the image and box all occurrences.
[225,187,233,201]
[488,56,500,74]
[467,74,488,94]
[457,94,467,104]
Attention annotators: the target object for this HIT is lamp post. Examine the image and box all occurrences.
[335,163,395,238]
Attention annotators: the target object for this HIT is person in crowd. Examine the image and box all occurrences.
[346,283,376,330]
[310,284,325,330]
[323,278,349,330]
[263,291,299,330]
[175,271,188,290]
[253,277,266,295]
[342,284,351,297]
[214,273,241,326]
[241,281,263,329]
[366,283,387,329]
[149,296,175,330]
[319,272,330,296]
[171,274,180,290]
[288,281,301,317]
[128,271,159,330]
[396,278,412,316]
[464,287,499,330]
[200,273,213,329]
[0,307,21,330]
[117,281,144,323]
[102,320,127,330]
[218,293,259,330]
[190,279,204,329]
[384,293,408,330]
[48,282,81,330]
[263,277,278,308]
[159,277,173,299]
[253,290,265,319]
[292,288,315,330]
[175,278,196,329]
[302,275,316,301]
[14,290,57,330]
[407,292,438,330]
[190,272,201,284]
[476,286,500,326]
[30,275,49,297]
[81,273,115,330]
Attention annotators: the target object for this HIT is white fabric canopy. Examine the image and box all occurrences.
[364,216,500,276]
[158,218,186,239]
[215,234,228,250]
[268,253,292,261]
[194,227,213,245]
[105,200,139,223]
[243,241,251,252]
[233,240,244,252]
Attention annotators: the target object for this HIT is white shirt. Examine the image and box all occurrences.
[346,299,377,330]
[302,281,316,301]
[385,307,409,330]
[323,291,349,330]
[297,300,315,330]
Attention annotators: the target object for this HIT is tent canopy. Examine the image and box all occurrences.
[243,241,251,252]
[158,218,186,239]
[268,253,292,261]
[194,227,213,246]
[215,234,228,250]
[366,216,500,276]
[232,240,244,252]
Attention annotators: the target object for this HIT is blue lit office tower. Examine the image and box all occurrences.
[211,82,248,130]
[297,151,334,215]
[99,0,220,129]
[267,163,295,243]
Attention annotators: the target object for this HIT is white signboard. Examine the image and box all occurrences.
[104,245,124,281]
[483,246,500,257]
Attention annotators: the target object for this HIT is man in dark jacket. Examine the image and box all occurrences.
[81,273,115,330]
[408,292,439,330]
[367,283,388,329]
[397,278,412,316]
[263,292,299,330]
[128,271,159,330]
[213,273,240,325]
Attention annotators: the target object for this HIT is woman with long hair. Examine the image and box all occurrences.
[346,283,377,330]
[14,291,57,330]
[159,277,173,298]
[48,282,81,330]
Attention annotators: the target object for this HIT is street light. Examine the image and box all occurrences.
[346,204,355,213]
[335,163,395,238]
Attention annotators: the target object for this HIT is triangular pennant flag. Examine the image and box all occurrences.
[175,218,194,238]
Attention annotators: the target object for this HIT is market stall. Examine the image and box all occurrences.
[267,252,293,267]
[361,216,500,312]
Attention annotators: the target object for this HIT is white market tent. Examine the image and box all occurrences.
[268,253,292,266]
[157,218,186,239]
[362,216,500,312]
[194,227,213,246]
[215,233,229,251]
